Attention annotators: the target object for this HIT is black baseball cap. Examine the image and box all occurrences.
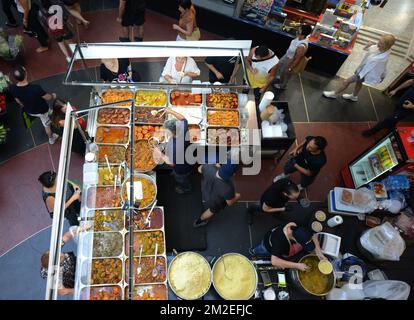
[292,227,315,252]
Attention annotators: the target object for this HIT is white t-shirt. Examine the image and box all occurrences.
[161,57,200,84]
[286,38,309,59]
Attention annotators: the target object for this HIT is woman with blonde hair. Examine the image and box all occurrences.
[323,34,396,102]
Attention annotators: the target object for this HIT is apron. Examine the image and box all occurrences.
[268,226,303,258]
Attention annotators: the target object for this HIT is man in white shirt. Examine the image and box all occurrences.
[323,34,395,102]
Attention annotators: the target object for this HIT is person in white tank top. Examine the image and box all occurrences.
[245,45,279,101]
[270,24,313,90]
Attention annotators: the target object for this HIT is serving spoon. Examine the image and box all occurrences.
[145,200,158,227]
[136,244,143,274]
[152,243,158,278]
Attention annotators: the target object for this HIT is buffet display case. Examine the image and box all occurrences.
[74,85,260,300]
[45,40,261,300]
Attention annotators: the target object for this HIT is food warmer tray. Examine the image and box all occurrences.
[168,89,205,108]
[135,89,168,108]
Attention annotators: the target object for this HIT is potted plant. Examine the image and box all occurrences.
[0,28,23,61]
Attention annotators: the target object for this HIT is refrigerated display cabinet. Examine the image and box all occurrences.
[342,127,414,189]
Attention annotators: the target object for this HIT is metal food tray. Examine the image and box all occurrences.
[124,254,168,286]
[168,89,204,108]
[94,125,130,146]
[95,106,131,128]
[135,89,168,108]
[80,257,125,287]
[84,208,126,231]
[96,165,126,187]
[134,106,166,125]
[80,231,125,260]
[125,284,169,300]
[206,109,240,128]
[134,124,168,143]
[96,144,127,166]
[206,92,239,109]
[120,173,158,210]
[100,88,135,106]
[205,126,241,147]
[124,229,166,258]
[79,284,124,300]
[84,185,124,211]
[125,206,165,232]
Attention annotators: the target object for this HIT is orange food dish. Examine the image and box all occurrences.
[134,125,165,142]
[95,126,129,144]
[207,110,239,126]
[84,286,122,300]
[90,258,122,285]
[207,93,238,109]
[126,140,157,172]
[101,90,134,105]
[126,257,167,284]
[170,91,202,106]
[97,108,130,125]
[128,284,168,300]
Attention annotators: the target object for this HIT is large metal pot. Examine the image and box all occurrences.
[168,252,212,300]
[289,254,336,297]
[212,253,258,300]
[121,173,157,210]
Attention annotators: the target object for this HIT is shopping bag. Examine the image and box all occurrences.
[291,56,312,74]
[186,27,201,41]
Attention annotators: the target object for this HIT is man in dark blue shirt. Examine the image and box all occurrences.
[363,78,414,136]
[153,108,193,194]
[9,65,58,144]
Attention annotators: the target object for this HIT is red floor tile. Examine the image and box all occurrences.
[0,144,54,255]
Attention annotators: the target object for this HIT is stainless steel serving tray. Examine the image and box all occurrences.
[135,89,168,108]
[206,109,241,128]
[96,144,127,166]
[134,106,166,125]
[205,126,241,147]
[168,89,204,108]
[94,125,130,145]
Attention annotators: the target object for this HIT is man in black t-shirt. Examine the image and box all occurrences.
[193,163,241,228]
[363,78,414,136]
[247,178,300,224]
[9,65,58,144]
[249,222,326,270]
[274,136,327,189]
[204,56,241,84]
[117,0,146,42]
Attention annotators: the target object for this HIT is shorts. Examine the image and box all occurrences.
[29,110,51,128]
[350,73,364,82]
[122,8,145,27]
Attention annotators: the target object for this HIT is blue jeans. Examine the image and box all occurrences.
[253,240,271,257]
[283,158,316,188]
